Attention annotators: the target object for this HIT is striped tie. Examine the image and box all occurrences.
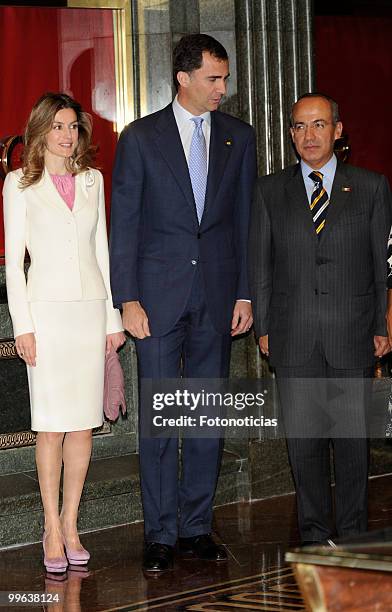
[189,117,207,223]
[309,171,329,237]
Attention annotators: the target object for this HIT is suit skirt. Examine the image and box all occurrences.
[27,300,106,432]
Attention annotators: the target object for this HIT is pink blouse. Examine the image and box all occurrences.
[50,173,75,211]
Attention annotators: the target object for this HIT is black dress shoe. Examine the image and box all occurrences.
[143,542,174,573]
[179,534,228,561]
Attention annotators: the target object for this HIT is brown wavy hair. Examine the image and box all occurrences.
[20,92,95,188]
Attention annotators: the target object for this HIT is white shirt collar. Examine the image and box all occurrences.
[172,95,211,128]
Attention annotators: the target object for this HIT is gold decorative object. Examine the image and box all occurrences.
[0,135,23,179]
[0,339,18,359]
[0,431,36,450]
[334,134,350,163]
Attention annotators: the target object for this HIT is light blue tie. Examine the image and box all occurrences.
[188,116,207,223]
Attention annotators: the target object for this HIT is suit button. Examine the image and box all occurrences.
[191,260,197,265]
[314,289,318,295]
[197,233,201,239]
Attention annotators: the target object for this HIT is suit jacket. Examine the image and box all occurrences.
[3,167,122,337]
[249,161,392,368]
[110,103,257,336]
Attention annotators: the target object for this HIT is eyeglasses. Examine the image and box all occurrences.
[292,120,334,133]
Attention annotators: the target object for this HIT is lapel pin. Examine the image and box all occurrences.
[225,138,233,146]
[85,171,95,187]
[342,186,352,192]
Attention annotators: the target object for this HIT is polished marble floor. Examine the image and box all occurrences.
[0,474,391,611]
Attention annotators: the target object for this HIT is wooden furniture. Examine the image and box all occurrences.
[286,529,392,611]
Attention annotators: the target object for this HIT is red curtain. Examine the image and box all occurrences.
[0,6,117,258]
[315,15,392,184]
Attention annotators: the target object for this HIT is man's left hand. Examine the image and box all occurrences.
[373,335,391,357]
[231,301,253,336]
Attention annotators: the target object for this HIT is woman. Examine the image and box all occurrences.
[3,93,125,572]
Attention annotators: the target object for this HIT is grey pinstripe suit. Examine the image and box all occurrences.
[249,160,392,542]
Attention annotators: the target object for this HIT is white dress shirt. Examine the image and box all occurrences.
[172,95,211,166]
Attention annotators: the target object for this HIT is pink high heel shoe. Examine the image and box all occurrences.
[63,539,90,565]
[43,531,68,573]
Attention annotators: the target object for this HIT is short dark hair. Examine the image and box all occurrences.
[290,92,340,126]
[172,33,228,90]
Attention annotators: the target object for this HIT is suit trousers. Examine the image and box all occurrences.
[136,268,232,546]
[275,340,372,542]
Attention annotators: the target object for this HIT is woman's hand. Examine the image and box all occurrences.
[15,333,36,366]
[106,332,126,355]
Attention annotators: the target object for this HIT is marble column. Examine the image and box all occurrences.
[235,0,314,175]
[235,0,315,499]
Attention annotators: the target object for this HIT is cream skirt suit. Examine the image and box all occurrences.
[3,168,123,432]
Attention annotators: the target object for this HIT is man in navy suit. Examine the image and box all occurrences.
[110,34,257,572]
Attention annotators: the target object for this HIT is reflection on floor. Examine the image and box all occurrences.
[0,475,391,611]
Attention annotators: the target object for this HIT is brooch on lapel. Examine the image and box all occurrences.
[341,186,352,192]
[224,138,233,147]
[85,170,95,187]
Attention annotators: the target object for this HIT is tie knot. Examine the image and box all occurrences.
[309,170,323,184]
[191,116,204,130]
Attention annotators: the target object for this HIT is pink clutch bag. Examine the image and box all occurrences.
[103,349,127,421]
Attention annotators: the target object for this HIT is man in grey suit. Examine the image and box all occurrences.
[249,93,392,545]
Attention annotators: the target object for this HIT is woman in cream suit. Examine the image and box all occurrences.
[3,93,124,572]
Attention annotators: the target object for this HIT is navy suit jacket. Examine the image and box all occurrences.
[110,103,257,336]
